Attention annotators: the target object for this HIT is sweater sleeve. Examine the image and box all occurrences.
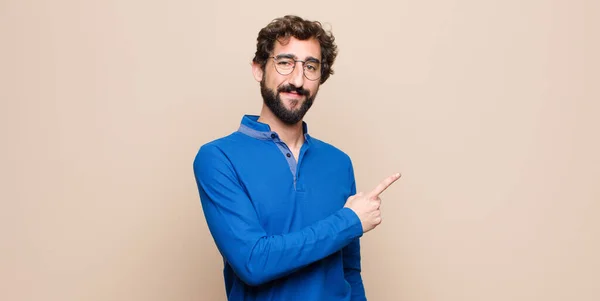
[342,167,367,300]
[193,144,364,287]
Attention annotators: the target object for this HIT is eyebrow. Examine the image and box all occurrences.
[275,53,321,64]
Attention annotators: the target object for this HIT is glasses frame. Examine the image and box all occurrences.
[270,56,322,81]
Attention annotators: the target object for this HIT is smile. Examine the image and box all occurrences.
[280,92,304,98]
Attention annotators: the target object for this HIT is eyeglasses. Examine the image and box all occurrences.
[270,55,322,81]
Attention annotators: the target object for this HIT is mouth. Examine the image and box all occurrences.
[280,91,304,99]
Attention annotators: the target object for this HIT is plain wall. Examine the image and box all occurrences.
[1,0,599,300]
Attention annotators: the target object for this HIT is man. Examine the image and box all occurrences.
[193,15,400,301]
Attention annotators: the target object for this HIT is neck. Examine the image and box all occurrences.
[257,105,305,150]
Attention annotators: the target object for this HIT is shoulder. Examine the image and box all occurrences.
[308,136,357,186]
[192,132,245,170]
[195,130,255,154]
[308,136,353,166]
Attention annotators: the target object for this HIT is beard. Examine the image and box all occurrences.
[260,78,317,125]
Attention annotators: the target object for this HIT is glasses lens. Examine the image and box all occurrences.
[274,57,294,75]
[303,61,321,81]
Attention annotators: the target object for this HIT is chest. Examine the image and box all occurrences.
[237,154,352,234]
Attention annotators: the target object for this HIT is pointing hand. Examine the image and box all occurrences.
[344,173,401,233]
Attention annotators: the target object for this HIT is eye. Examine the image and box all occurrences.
[305,63,319,71]
[277,59,294,67]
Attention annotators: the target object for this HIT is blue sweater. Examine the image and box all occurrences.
[193,115,366,301]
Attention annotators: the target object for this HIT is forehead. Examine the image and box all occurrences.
[272,36,321,60]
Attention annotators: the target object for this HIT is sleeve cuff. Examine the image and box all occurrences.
[340,207,364,238]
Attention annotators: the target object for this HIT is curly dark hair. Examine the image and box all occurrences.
[252,15,338,84]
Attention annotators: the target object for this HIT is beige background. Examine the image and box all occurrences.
[1,0,599,300]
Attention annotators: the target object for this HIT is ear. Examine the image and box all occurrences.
[251,61,264,82]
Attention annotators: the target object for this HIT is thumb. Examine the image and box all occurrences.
[348,192,363,202]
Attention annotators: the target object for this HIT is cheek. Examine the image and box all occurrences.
[266,74,287,90]
[307,82,320,94]
[264,71,286,90]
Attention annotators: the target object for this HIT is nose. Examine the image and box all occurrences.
[288,61,305,88]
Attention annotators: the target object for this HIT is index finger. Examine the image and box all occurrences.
[367,173,401,199]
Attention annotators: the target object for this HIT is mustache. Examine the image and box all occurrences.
[277,84,309,96]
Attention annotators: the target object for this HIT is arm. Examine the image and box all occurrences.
[343,238,366,300]
[193,144,364,287]
[342,169,367,300]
